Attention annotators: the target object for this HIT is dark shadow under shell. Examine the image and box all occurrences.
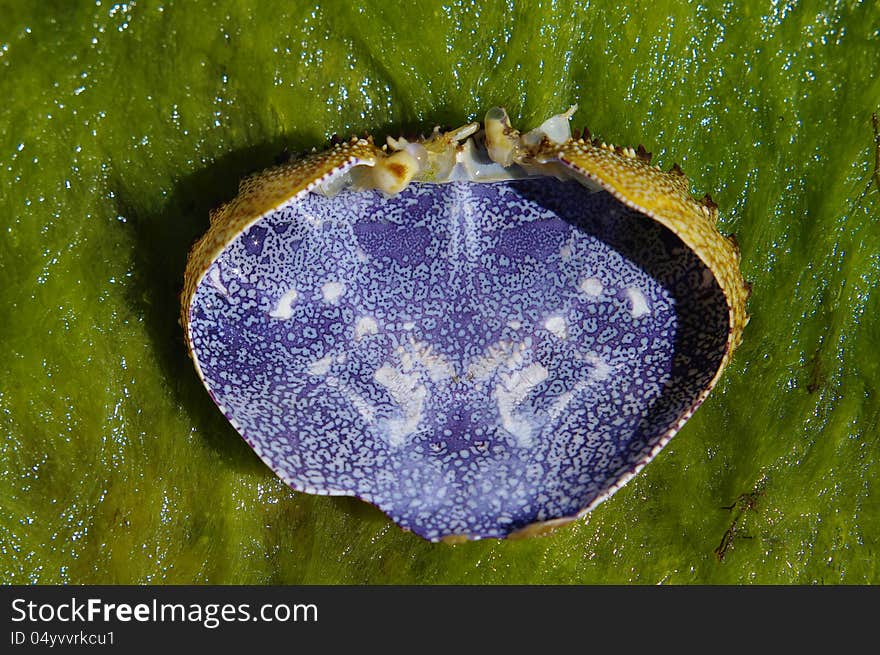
[188,178,728,540]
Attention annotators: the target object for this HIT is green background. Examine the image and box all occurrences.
[1,0,878,584]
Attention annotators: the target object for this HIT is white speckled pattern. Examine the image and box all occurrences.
[188,178,728,540]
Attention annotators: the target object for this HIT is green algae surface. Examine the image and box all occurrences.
[2,0,879,584]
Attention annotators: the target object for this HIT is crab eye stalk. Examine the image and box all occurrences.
[358,150,421,196]
[484,106,520,167]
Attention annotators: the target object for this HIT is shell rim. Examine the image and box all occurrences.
[182,137,747,543]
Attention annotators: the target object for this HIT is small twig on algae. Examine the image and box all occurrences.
[714,488,764,562]
[873,112,880,193]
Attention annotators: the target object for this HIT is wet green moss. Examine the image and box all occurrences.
[1,0,878,583]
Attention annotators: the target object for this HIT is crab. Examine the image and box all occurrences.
[181,106,749,542]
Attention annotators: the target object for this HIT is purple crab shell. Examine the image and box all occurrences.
[182,109,749,541]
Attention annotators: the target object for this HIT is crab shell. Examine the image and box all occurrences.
[181,107,749,542]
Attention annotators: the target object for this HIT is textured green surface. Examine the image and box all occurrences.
[1,0,879,584]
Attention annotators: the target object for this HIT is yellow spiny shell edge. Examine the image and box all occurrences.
[504,139,750,541]
[180,138,382,345]
[552,139,750,361]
